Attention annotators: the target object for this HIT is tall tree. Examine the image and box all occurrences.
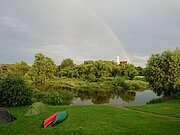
[145,48,180,98]
[29,53,56,85]
[136,66,144,76]
[45,57,56,79]
[59,58,75,69]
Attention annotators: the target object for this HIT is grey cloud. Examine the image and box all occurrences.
[0,0,179,66]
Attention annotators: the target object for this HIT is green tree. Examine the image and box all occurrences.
[0,74,33,107]
[84,60,94,65]
[145,48,180,98]
[15,61,30,75]
[59,58,75,69]
[0,64,8,77]
[45,57,56,79]
[29,53,56,85]
[136,66,144,76]
[0,64,16,77]
[120,64,138,80]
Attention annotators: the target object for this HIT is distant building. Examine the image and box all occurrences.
[120,61,127,65]
[116,55,127,65]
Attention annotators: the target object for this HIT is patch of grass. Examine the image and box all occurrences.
[45,77,149,91]
[0,105,180,135]
[128,100,180,118]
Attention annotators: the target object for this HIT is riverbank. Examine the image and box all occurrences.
[33,77,150,105]
[0,101,179,135]
[127,99,180,118]
[40,77,149,91]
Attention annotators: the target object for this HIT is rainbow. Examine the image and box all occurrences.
[79,0,131,63]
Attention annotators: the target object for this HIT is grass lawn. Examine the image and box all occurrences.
[0,105,180,135]
[127,100,180,118]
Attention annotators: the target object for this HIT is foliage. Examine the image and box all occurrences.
[57,60,138,80]
[113,77,149,90]
[136,66,145,76]
[15,61,30,75]
[84,60,94,65]
[173,81,180,99]
[145,48,180,98]
[28,53,56,85]
[47,77,148,92]
[58,58,75,69]
[0,53,143,92]
[0,62,30,77]
[0,73,33,107]
[112,77,127,89]
[32,90,75,105]
[0,64,16,77]
[120,64,138,80]
[133,76,146,81]
[147,98,165,104]
[125,80,149,90]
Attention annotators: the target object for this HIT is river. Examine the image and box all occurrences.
[71,89,160,106]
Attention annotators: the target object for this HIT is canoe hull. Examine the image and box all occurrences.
[43,112,58,128]
[52,111,67,126]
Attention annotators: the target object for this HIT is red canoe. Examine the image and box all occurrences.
[43,112,58,128]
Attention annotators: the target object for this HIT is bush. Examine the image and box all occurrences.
[125,80,149,90]
[33,90,75,105]
[173,82,180,99]
[0,74,33,107]
[112,77,126,90]
[147,98,165,104]
[113,77,149,90]
[133,76,146,81]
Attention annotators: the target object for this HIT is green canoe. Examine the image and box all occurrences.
[52,111,67,126]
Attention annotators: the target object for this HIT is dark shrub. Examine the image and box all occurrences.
[33,90,75,105]
[173,82,180,99]
[47,91,75,105]
[147,98,165,104]
[0,74,33,107]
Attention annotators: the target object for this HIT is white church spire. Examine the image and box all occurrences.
[116,55,120,65]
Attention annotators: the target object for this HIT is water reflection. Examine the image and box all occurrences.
[72,89,160,106]
[115,90,136,103]
[77,90,113,104]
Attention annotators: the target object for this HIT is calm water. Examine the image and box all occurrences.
[71,90,160,106]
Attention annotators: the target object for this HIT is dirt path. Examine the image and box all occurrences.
[111,105,180,120]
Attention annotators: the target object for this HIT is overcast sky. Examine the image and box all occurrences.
[0,0,180,67]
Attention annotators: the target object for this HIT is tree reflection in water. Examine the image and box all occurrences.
[75,89,136,104]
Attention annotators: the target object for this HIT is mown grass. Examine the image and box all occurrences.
[0,105,179,135]
[127,100,180,118]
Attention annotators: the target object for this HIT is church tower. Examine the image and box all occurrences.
[116,55,120,65]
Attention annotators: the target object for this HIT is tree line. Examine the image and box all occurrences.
[1,47,179,98]
[0,53,140,85]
